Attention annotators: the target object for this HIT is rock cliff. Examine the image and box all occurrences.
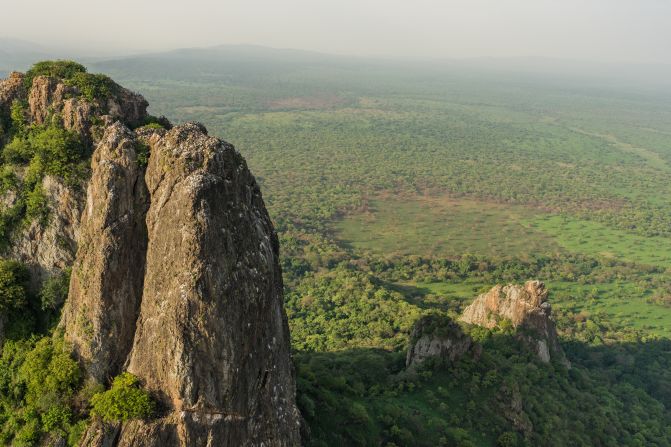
[460,281,568,365]
[0,71,148,288]
[122,123,300,446]
[60,122,149,383]
[1,68,301,446]
[0,72,26,118]
[406,314,476,369]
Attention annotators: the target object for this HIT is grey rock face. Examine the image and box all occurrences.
[117,123,300,446]
[69,124,301,446]
[406,314,473,369]
[8,175,83,290]
[0,71,26,118]
[1,70,301,446]
[1,72,149,290]
[60,122,149,383]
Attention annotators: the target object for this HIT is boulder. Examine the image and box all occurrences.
[406,314,474,369]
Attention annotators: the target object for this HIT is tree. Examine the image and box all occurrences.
[91,373,154,422]
[0,259,29,312]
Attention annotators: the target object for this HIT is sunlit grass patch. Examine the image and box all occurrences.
[529,215,671,269]
[334,196,563,260]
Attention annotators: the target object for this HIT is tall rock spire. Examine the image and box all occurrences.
[70,123,301,446]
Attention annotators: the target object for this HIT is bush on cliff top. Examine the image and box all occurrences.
[66,72,117,102]
[24,60,116,102]
[23,61,87,90]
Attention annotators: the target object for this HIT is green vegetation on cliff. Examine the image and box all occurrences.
[24,60,116,101]
[0,62,152,446]
[0,97,87,247]
[90,373,154,423]
[0,336,83,446]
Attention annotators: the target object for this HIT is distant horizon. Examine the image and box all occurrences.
[3,37,671,71]
[3,0,671,65]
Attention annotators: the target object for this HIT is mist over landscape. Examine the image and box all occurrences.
[1,2,671,447]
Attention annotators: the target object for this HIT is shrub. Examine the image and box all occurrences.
[10,100,26,135]
[40,269,71,311]
[2,135,33,163]
[39,269,72,329]
[0,259,29,312]
[139,122,164,130]
[0,166,17,195]
[24,183,49,224]
[24,61,87,89]
[23,61,117,103]
[136,142,150,168]
[136,115,170,130]
[13,418,40,446]
[91,373,154,422]
[0,336,83,444]
[497,431,519,447]
[19,337,81,403]
[66,72,116,102]
[27,124,86,184]
[0,203,24,250]
[41,404,72,434]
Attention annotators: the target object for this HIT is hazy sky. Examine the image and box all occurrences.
[3,0,670,63]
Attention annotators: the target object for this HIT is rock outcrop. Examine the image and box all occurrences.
[62,123,301,445]
[60,122,149,383]
[460,281,568,366]
[8,174,82,290]
[114,123,300,446]
[0,72,26,119]
[28,75,147,142]
[1,69,302,446]
[1,71,149,289]
[406,314,475,369]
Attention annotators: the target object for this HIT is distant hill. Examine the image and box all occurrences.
[88,44,368,83]
[2,41,670,92]
[0,38,52,76]
[82,44,671,97]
